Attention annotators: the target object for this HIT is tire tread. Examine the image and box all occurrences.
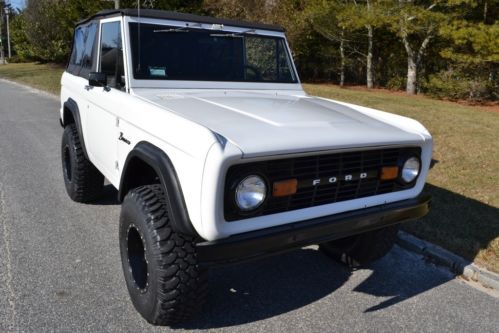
[62,124,103,202]
[125,184,207,325]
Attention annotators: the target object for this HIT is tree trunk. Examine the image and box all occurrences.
[340,29,345,87]
[366,25,374,89]
[401,33,417,95]
[484,0,488,23]
[366,0,373,89]
[0,13,4,65]
[406,56,417,95]
[398,2,434,95]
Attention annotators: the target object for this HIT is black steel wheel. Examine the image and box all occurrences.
[119,184,207,326]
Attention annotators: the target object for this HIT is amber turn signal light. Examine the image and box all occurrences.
[380,166,399,180]
[272,178,298,197]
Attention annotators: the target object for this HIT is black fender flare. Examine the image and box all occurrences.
[118,141,199,237]
[62,98,89,159]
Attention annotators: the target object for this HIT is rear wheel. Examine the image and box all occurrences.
[119,184,207,326]
[319,225,399,267]
[61,124,104,202]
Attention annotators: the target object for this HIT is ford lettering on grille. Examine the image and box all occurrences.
[303,170,379,188]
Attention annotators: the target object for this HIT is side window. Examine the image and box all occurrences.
[68,26,85,74]
[81,23,98,70]
[68,23,97,77]
[100,22,125,90]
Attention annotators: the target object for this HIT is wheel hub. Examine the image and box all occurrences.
[127,226,148,291]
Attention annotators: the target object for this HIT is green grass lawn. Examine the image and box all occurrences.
[1,63,498,272]
[0,62,64,95]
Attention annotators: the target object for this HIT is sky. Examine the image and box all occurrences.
[8,0,25,10]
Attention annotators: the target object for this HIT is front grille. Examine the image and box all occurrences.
[224,147,420,221]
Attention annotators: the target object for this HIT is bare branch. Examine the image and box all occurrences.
[427,4,436,11]
[416,24,435,65]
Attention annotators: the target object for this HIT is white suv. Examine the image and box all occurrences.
[60,9,432,326]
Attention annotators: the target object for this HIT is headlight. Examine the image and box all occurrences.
[235,175,267,211]
[401,157,420,183]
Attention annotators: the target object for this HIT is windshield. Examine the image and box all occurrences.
[129,23,297,83]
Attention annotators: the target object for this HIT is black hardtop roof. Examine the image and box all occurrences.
[77,8,285,32]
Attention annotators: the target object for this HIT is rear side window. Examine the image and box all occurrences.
[81,23,97,70]
[100,21,125,90]
[69,27,85,68]
[68,22,98,77]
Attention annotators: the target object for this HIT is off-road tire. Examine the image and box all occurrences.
[319,225,399,268]
[61,124,104,202]
[119,184,207,326]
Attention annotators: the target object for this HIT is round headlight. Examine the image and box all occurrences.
[401,157,421,183]
[235,175,267,211]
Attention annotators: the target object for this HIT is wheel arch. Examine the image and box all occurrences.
[62,98,89,159]
[118,141,199,237]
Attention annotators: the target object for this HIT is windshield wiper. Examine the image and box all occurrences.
[209,29,256,38]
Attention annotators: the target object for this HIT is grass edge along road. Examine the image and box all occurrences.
[0,62,497,273]
[0,62,64,95]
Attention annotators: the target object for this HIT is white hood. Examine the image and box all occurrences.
[133,89,427,157]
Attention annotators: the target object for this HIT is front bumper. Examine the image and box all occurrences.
[197,195,430,266]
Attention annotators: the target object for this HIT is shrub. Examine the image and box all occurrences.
[5,55,25,63]
[423,69,497,103]
[386,76,406,91]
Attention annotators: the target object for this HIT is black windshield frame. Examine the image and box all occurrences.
[128,23,298,84]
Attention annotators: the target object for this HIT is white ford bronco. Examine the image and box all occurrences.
[60,9,432,326]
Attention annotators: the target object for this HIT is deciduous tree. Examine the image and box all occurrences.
[383,1,447,94]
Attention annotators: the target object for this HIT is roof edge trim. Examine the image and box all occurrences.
[76,9,285,32]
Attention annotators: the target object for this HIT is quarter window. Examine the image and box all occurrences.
[68,22,98,77]
[81,23,97,70]
[69,27,85,66]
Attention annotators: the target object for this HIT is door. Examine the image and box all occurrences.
[85,20,126,184]
[64,22,98,147]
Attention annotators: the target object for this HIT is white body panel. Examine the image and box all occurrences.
[61,15,432,242]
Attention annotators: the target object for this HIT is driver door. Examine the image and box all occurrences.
[85,19,126,184]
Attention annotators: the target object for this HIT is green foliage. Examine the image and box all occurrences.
[9,13,31,61]
[9,0,109,62]
[4,0,498,102]
[422,68,497,102]
[4,54,24,62]
[432,1,499,101]
[440,21,499,63]
[386,76,406,91]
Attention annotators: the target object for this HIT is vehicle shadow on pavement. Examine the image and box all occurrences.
[89,184,120,206]
[353,248,453,312]
[182,248,352,329]
[182,246,454,329]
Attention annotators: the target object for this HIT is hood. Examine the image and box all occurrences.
[133,89,425,157]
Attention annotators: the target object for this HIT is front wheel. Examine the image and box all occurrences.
[119,184,207,326]
[319,225,399,267]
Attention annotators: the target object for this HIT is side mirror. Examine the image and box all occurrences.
[88,72,107,87]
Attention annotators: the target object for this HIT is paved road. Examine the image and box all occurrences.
[0,79,498,332]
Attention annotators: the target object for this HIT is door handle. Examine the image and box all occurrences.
[84,85,93,91]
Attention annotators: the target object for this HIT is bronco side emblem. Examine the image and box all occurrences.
[118,132,131,145]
